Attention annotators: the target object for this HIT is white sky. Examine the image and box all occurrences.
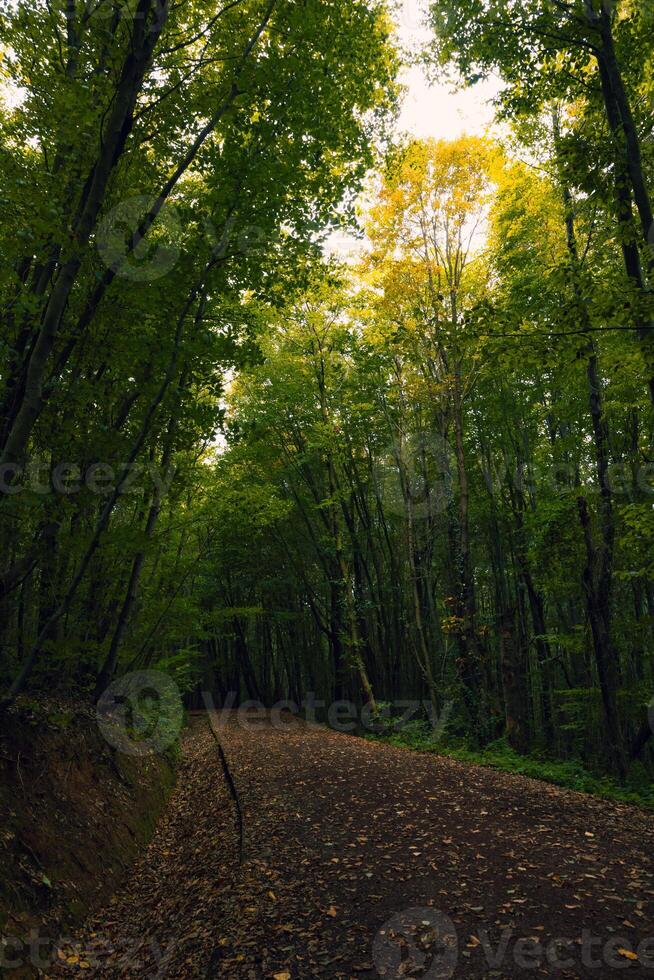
[325,0,501,257]
[395,0,500,141]
[397,66,500,142]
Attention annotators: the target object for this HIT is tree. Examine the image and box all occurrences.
[365,137,500,739]
[428,0,654,402]
[0,0,399,703]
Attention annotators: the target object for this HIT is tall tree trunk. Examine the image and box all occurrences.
[577,498,626,778]
[499,606,529,753]
[452,361,482,733]
[590,26,654,404]
[0,221,234,706]
[0,0,169,473]
[94,367,184,695]
[553,107,627,778]
[596,7,654,261]
[397,428,440,716]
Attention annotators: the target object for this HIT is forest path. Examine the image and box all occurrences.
[52,714,654,978]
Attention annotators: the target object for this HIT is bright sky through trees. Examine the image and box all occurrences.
[1,0,653,805]
[395,0,500,141]
[325,0,500,257]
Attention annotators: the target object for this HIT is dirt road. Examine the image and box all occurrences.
[51,714,654,977]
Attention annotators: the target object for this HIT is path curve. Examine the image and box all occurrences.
[51,714,654,977]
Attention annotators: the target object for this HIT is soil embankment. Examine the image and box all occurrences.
[0,697,176,972]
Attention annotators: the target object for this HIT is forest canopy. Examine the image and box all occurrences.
[1,0,653,784]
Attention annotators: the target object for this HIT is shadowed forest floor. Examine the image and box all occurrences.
[50,715,654,978]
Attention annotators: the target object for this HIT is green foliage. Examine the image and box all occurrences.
[0,0,400,700]
[0,0,652,793]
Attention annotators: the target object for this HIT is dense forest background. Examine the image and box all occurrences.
[1,0,653,784]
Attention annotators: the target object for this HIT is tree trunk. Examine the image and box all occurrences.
[0,0,169,473]
[452,362,482,732]
[597,9,654,262]
[553,108,626,778]
[499,606,529,753]
[577,497,626,779]
[592,28,654,404]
